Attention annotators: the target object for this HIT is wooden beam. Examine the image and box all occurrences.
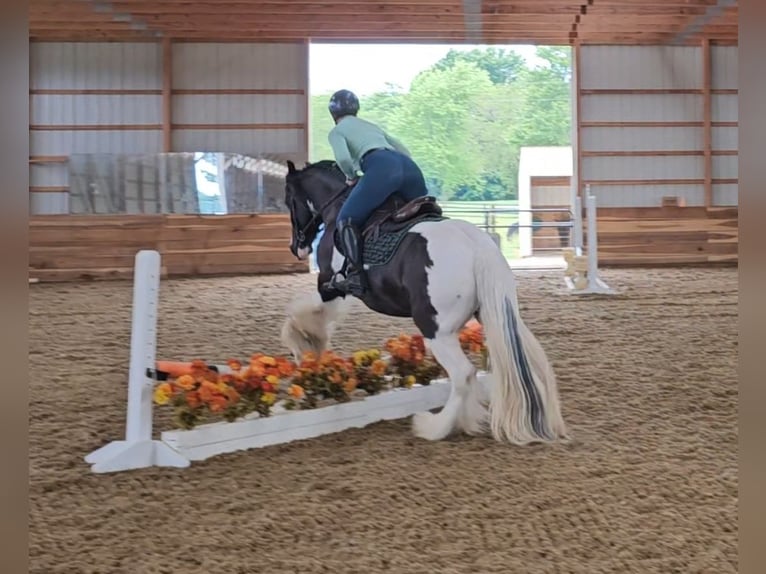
[172,123,304,130]
[573,40,582,201]
[29,124,162,131]
[702,37,713,207]
[162,36,172,152]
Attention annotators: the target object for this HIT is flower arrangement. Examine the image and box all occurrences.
[221,354,296,417]
[383,333,444,387]
[152,359,245,430]
[154,325,487,430]
[285,350,356,409]
[459,320,488,370]
[152,355,295,429]
[351,348,389,395]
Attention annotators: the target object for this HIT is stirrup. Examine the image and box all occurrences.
[328,269,366,296]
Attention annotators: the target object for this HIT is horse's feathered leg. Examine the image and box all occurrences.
[412,334,488,441]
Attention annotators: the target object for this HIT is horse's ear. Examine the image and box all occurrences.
[286,160,297,174]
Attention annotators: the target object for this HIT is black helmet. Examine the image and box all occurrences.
[328,89,359,121]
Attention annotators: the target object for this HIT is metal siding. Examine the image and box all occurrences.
[583,156,703,180]
[581,94,701,122]
[172,94,304,124]
[711,94,738,123]
[30,42,162,89]
[30,193,69,214]
[31,131,163,155]
[711,46,738,89]
[173,129,304,154]
[712,184,738,206]
[30,164,69,187]
[31,95,163,124]
[581,127,703,152]
[712,156,738,180]
[30,42,163,214]
[171,42,308,156]
[712,126,738,150]
[588,185,705,208]
[580,45,701,89]
[578,46,709,208]
[711,47,737,204]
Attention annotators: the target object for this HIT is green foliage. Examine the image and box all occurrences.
[309,46,572,201]
[433,47,525,85]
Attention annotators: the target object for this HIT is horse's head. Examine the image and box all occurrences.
[284,159,347,260]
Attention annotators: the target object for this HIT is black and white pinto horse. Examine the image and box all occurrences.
[280,159,568,445]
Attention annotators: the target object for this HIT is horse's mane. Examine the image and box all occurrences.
[303,160,345,181]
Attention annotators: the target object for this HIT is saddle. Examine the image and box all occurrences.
[361,195,444,240]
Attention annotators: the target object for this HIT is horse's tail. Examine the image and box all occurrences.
[474,246,569,444]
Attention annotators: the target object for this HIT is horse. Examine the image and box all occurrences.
[280,159,569,445]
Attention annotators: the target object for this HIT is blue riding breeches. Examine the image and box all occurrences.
[336,148,428,229]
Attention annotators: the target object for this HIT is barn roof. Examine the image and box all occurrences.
[29,0,738,45]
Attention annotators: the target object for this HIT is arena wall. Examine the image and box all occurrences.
[29,40,310,280]
[575,44,738,265]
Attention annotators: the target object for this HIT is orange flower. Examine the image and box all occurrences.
[185,391,201,408]
[259,356,277,367]
[198,380,218,403]
[175,374,195,391]
[277,360,295,377]
[226,358,243,372]
[371,359,387,376]
[288,384,305,399]
[208,395,228,412]
[344,377,359,393]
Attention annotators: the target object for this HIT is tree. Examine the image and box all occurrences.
[391,61,496,198]
[433,47,526,85]
[509,47,572,149]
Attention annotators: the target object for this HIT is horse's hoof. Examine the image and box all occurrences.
[411,411,452,441]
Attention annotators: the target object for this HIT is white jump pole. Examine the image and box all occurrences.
[84,250,190,473]
[565,187,616,296]
[573,195,584,256]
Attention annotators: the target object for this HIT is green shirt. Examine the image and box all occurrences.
[327,115,411,179]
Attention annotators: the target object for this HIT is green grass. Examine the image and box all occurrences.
[440,200,520,259]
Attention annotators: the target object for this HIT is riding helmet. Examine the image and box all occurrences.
[328,89,360,121]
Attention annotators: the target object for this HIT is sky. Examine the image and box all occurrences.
[309,43,543,95]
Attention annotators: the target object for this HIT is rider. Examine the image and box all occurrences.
[326,88,429,296]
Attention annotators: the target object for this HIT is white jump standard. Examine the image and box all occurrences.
[563,190,616,296]
[85,250,191,473]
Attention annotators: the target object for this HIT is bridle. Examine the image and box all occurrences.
[290,173,351,247]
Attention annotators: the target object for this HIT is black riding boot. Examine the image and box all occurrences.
[329,220,368,296]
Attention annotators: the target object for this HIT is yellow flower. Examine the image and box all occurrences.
[352,350,367,366]
[265,374,279,386]
[216,382,230,394]
[261,392,277,405]
[368,349,381,359]
[260,356,277,367]
[404,375,416,388]
[153,382,173,405]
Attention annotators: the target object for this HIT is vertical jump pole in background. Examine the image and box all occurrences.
[84,250,190,473]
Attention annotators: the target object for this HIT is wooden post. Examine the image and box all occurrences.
[303,38,311,162]
[573,41,583,202]
[162,36,173,153]
[702,38,712,207]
